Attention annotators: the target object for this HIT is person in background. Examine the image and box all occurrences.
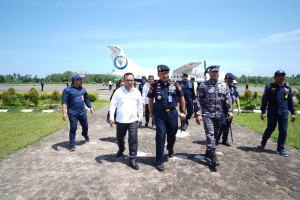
[217,73,240,147]
[246,81,249,90]
[108,81,113,91]
[62,74,94,151]
[109,73,143,170]
[41,79,44,91]
[191,77,198,118]
[260,70,296,157]
[139,76,147,95]
[142,75,155,129]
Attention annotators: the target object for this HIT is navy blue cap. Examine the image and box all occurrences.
[274,69,286,77]
[191,77,195,80]
[72,74,84,81]
[209,65,220,72]
[142,75,146,79]
[157,65,170,72]
[182,73,188,77]
[225,73,235,80]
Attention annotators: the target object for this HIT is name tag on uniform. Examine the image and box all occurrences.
[81,92,84,100]
[168,95,172,102]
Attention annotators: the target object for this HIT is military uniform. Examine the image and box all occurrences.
[179,73,196,129]
[147,65,184,170]
[260,70,296,156]
[196,65,233,166]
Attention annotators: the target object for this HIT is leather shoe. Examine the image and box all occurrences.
[129,159,139,170]
[84,136,90,142]
[156,164,164,171]
[116,147,126,157]
[222,140,231,146]
[168,150,174,158]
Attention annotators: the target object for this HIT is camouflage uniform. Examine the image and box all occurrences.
[196,79,233,151]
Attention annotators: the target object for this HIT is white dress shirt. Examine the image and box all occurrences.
[109,86,143,123]
[142,82,151,104]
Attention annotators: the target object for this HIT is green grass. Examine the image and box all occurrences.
[234,113,300,149]
[0,99,109,159]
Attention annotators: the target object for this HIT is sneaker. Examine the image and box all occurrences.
[145,122,149,127]
[69,145,76,151]
[84,136,90,142]
[260,141,266,150]
[152,125,156,130]
[276,150,288,157]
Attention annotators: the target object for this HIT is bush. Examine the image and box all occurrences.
[52,90,60,103]
[253,91,258,99]
[244,90,252,100]
[295,92,300,104]
[1,91,11,106]
[87,93,97,102]
[8,87,16,95]
[40,92,52,100]
[29,88,39,105]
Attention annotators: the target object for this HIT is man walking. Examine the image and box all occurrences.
[142,75,155,129]
[110,72,143,170]
[260,70,296,157]
[62,74,94,151]
[217,73,241,146]
[148,65,186,171]
[179,73,196,131]
[196,65,233,167]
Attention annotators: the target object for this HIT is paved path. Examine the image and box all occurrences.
[0,105,300,199]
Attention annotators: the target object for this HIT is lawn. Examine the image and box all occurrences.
[0,99,109,159]
[234,113,300,149]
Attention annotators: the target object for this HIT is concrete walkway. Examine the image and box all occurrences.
[0,105,299,200]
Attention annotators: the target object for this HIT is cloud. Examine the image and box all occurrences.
[240,67,253,74]
[260,29,300,44]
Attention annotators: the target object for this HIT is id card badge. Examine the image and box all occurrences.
[168,95,172,102]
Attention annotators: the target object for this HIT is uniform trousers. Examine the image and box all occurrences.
[262,114,288,151]
[155,109,178,165]
[116,121,138,158]
[202,117,221,151]
[68,113,88,146]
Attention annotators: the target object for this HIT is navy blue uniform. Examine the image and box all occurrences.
[179,81,196,121]
[218,85,239,142]
[62,85,92,146]
[147,80,183,165]
[260,82,295,151]
[138,83,144,95]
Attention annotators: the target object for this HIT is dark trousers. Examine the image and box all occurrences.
[262,114,288,151]
[203,117,221,151]
[41,84,44,91]
[68,113,88,146]
[218,120,232,142]
[155,109,178,165]
[116,121,138,158]
[145,104,150,123]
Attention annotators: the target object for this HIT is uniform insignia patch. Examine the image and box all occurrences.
[157,96,162,100]
[178,86,182,91]
[158,67,162,72]
[285,88,289,92]
[271,88,276,91]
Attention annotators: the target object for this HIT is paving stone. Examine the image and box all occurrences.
[0,93,299,200]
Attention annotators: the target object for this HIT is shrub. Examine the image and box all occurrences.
[244,90,252,100]
[1,91,11,106]
[253,91,258,99]
[29,88,39,105]
[87,93,97,102]
[52,90,60,103]
[8,87,16,95]
[40,92,52,100]
[295,92,300,104]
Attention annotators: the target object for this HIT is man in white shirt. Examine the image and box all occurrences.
[109,72,143,170]
[142,75,155,129]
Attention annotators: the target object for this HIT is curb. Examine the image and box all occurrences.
[233,109,300,114]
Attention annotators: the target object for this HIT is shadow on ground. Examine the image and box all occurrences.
[52,140,86,151]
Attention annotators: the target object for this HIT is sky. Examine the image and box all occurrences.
[0,0,300,78]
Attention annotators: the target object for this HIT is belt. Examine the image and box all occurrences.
[165,108,175,112]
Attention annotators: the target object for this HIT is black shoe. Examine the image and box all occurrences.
[129,159,139,170]
[84,136,90,142]
[69,144,76,151]
[145,122,149,127]
[116,147,126,157]
[168,150,174,158]
[222,140,231,146]
[208,150,219,167]
[156,164,164,171]
[186,120,189,126]
[182,125,187,131]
